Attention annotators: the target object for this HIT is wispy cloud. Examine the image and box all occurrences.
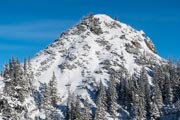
[0,19,76,40]
[0,44,35,51]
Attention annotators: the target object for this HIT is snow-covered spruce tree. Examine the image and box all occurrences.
[107,74,118,117]
[40,83,51,109]
[175,61,180,101]
[2,64,9,80]
[3,57,29,102]
[175,99,180,112]
[118,77,125,107]
[151,66,163,119]
[133,91,146,120]
[40,82,62,120]
[162,64,173,105]
[154,65,165,94]
[128,74,138,118]
[74,96,83,120]
[83,97,92,120]
[25,58,35,96]
[177,61,180,81]
[118,75,132,110]
[0,57,35,119]
[48,72,60,108]
[40,72,60,109]
[139,67,152,119]
[66,94,84,120]
[168,61,179,102]
[129,73,145,119]
[2,64,12,96]
[153,67,163,102]
[66,92,75,120]
[0,98,17,120]
[94,80,107,120]
[23,58,27,73]
[9,56,16,79]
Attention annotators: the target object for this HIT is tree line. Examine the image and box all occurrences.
[1,57,180,119]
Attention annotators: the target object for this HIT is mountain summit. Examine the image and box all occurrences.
[1,14,180,120]
[30,14,164,118]
[31,14,162,95]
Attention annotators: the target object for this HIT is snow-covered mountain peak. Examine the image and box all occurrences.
[2,14,176,120]
[30,14,164,104]
[94,14,115,22]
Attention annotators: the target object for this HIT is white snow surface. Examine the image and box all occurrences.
[0,76,4,93]
[30,14,164,105]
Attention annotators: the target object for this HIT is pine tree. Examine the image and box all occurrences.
[14,57,22,79]
[23,58,27,73]
[3,57,27,102]
[83,97,91,120]
[152,66,163,119]
[107,74,117,117]
[41,83,51,109]
[16,58,30,102]
[164,71,173,104]
[160,63,173,105]
[74,96,83,120]
[49,72,59,108]
[2,64,9,80]
[118,79,125,106]
[177,61,180,82]
[133,93,145,120]
[66,92,75,120]
[26,59,35,96]
[1,57,34,119]
[94,80,107,120]
[153,66,163,106]
[176,62,180,101]
[40,79,62,120]
[118,77,131,109]
[128,74,137,117]
[132,74,146,120]
[169,62,179,102]
[9,56,15,79]
[175,99,180,112]
[139,67,151,119]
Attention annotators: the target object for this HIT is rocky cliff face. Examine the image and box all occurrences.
[145,38,157,54]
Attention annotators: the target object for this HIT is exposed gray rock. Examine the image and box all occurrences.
[145,39,157,54]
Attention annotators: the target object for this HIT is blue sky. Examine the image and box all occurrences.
[0,0,180,71]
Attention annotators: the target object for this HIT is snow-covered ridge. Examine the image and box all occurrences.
[30,14,164,103]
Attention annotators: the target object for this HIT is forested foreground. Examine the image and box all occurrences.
[1,57,180,120]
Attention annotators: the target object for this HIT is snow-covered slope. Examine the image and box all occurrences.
[30,14,164,104]
[0,76,4,92]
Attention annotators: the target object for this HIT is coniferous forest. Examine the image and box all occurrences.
[1,57,180,119]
